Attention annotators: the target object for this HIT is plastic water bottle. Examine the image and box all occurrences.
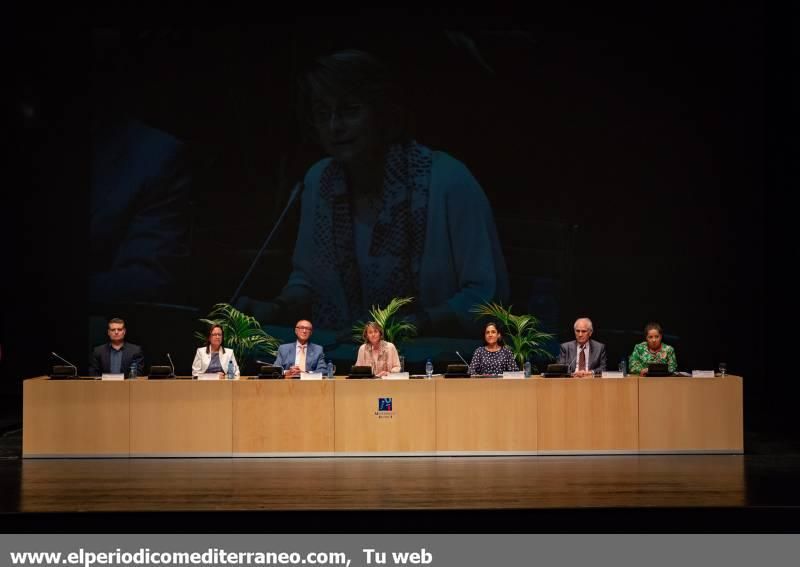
[618,358,627,376]
[327,360,334,379]
[425,359,433,379]
[524,360,532,378]
[129,363,137,380]
[227,360,235,380]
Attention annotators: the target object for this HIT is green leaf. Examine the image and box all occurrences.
[196,302,280,367]
[352,297,417,348]
[471,301,555,368]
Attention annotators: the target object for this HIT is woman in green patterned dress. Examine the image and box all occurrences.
[628,322,677,376]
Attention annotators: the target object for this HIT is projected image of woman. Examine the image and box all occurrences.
[238,49,508,337]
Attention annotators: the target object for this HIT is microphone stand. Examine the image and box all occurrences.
[229,182,303,306]
[51,352,77,376]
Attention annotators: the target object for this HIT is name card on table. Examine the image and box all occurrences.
[101,373,124,381]
[601,371,625,379]
[502,371,526,379]
[384,372,410,380]
[300,372,323,380]
[197,373,221,381]
[692,370,715,378]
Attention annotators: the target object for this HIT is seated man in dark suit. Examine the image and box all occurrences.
[557,317,607,378]
[273,320,327,378]
[88,317,144,377]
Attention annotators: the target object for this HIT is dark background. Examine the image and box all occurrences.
[3,8,794,442]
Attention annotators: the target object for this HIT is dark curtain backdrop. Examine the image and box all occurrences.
[5,9,794,437]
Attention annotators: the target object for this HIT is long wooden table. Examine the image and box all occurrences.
[22,375,743,457]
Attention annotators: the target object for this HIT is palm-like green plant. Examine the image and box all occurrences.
[352,297,417,348]
[470,302,555,368]
[194,303,280,368]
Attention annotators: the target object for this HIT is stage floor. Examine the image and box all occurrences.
[13,455,749,511]
[1,418,799,532]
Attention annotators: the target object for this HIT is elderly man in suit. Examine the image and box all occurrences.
[88,317,144,377]
[558,317,607,378]
[273,320,327,378]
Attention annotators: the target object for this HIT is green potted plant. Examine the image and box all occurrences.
[351,297,417,348]
[470,301,554,369]
[195,303,280,369]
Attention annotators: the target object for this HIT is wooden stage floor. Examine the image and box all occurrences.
[1,423,799,532]
[15,455,746,512]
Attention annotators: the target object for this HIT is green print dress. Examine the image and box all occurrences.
[628,342,677,374]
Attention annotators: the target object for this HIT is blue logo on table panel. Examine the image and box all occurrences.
[378,397,393,411]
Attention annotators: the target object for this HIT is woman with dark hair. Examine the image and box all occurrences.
[628,322,678,376]
[355,321,401,377]
[191,324,240,378]
[237,49,508,339]
[468,321,518,376]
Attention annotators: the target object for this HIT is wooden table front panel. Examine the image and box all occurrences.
[435,378,537,452]
[129,380,233,455]
[638,377,743,452]
[233,380,334,453]
[23,378,130,456]
[334,380,436,452]
[23,374,745,457]
[537,378,639,452]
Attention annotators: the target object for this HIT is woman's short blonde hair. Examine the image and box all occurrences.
[298,49,410,146]
[362,321,384,343]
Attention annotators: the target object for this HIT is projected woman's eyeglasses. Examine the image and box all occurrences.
[311,103,366,126]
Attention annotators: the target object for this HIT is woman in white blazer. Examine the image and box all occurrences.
[192,324,240,378]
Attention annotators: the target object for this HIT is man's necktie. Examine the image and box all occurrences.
[579,347,586,371]
[297,345,307,371]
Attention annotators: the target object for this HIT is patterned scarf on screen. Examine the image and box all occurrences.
[311,141,432,328]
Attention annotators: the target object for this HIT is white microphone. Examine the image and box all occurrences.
[167,353,176,377]
[455,351,470,366]
[51,352,77,376]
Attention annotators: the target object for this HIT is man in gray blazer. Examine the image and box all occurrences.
[273,319,327,378]
[557,317,607,377]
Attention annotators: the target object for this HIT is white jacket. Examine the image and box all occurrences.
[191,347,240,378]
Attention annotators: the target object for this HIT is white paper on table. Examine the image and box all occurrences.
[101,373,124,381]
[300,372,323,380]
[384,372,410,380]
[197,373,221,381]
[601,371,625,379]
[502,371,525,379]
[691,370,715,378]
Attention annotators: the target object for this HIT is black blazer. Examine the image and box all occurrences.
[88,343,144,377]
